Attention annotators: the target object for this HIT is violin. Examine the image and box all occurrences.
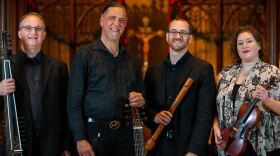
[220,77,275,156]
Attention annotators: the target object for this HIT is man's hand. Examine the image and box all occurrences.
[129,91,145,107]
[61,150,71,156]
[77,140,95,156]
[154,111,172,125]
[185,152,198,156]
[0,78,15,96]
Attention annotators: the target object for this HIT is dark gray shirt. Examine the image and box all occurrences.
[22,51,42,130]
[67,38,143,141]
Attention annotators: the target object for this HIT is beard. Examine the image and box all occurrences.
[168,38,188,51]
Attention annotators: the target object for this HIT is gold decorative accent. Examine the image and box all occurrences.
[109,120,120,129]
[128,16,164,75]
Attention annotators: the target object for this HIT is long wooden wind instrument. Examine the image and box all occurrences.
[145,77,194,154]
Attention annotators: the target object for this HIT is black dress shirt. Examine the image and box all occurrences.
[165,54,188,107]
[164,54,188,131]
[21,51,42,130]
[68,38,143,141]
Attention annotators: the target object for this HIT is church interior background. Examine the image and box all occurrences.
[1,0,280,77]
[1,0,280,149]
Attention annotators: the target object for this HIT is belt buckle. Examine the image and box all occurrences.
[109,120,120,129]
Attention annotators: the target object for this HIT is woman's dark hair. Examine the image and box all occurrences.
[230,25,264,64]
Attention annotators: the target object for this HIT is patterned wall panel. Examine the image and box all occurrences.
[30,0,267,74]
[32,0,107,67]
[179,0,266,74]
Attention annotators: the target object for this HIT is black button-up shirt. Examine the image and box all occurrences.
[68,38,143,141]
[164,53,188,130]
[22,51,42,130]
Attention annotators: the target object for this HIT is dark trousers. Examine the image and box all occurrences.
[87,122,135,156]
[32,129,41,156]
[149,135,177,156]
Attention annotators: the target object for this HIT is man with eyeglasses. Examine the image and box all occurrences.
[0,12,73,156]
[67,2,145,156]
[144,18,216,156]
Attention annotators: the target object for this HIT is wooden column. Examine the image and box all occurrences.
[69,0,76,62]
[266,0,278,65]
[216,0,223,73]
[1,0,27,53]
[277,0,280,67]
[1,0,6,31]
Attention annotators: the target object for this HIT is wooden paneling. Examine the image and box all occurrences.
[2,0,280,72]
[278,0,280,67]
[1,0,27,54]
[267,0,277,65]
[181,0,267,74]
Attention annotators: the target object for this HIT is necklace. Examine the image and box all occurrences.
[241,59,259,77]
[107,46,119,57]
[240,62,256,78]
[242,67,253,77]
[236,61,257,84]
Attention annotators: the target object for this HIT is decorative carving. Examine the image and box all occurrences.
[128,16,164,74]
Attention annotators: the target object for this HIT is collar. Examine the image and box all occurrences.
[20,50,42,65]
[95,38,126,57]
[165,51,189,67]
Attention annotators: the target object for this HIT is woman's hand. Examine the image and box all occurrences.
[252,85,269,101]
[213,118,223,149]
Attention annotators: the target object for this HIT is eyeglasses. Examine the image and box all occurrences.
[168,30,190,37]
[20,26,45,32]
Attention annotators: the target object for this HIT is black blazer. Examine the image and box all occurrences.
[144,52,216,156]
[10,51,72,156]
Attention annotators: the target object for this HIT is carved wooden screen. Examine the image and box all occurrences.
[179,0,266,74]
[30,0,107,67]
[30,0,267,74]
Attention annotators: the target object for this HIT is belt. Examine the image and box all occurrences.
[87,117,131,130]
